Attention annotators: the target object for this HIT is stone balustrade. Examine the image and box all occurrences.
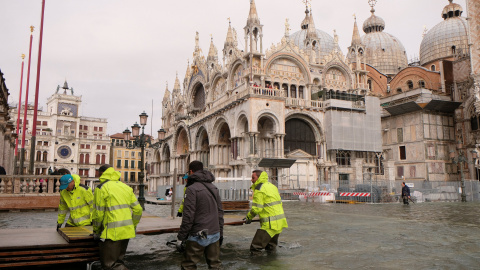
[0,175,63,195]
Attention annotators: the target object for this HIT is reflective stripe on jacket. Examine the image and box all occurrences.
[57,174,93,227]
[92,167,143,241]
[247,172,288,237]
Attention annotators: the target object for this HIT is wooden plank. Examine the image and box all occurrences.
[0,252,99,262]
[58,226,94,243]
[0,257,100,268]
[0,228,69,250]
[0,247,98,257]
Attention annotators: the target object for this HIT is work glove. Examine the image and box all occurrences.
[219,236,224,246]
[89,233,101,242]
[243,217,252,224]
[176,212,182,217]
[56,223,62,231]
[176,240,186,253]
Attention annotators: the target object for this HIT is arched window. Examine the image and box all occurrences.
[85,154,90,164]
[418,80,425,88]
[367,80,372,90]
[471,115,479,131]
[452,46,456,54]
[397,88,403,93]
[285,118,316,155]
[290,85,297,98]
[96,154,101,164]
[299,86,304,99]
[42,151,47,162]
[80,154,84,164]
[431,65,436,71]
[193,84,205,109]
[36,151,42,161]
[282,83,288,97]
[101,154,106,164]
[407,81,414,90]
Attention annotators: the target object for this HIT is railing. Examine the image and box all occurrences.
[251,86,284,97]
[0,175,63,195]
[285,98,324,109]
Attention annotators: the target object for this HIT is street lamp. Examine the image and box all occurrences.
[123,111,163,210]
[449,142,477,202]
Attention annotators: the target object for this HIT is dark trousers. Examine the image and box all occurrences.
[99,239,130,270]
[402,196,409,205]
[250,229,279,255]
[182,240,221,270]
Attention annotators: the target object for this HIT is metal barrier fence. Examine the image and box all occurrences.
[278,180,480,203]
[394,180,480,203]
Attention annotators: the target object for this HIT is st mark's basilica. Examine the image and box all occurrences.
[147,0,480,194]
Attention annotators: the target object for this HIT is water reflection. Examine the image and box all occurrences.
[1,202,480,269]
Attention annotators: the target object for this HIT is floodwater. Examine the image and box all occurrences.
[1,201,480,270]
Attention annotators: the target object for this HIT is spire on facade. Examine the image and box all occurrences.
[300,6,310,30]
[174,72,181,91]
[351,15,362,46]
[306,8,318,39]
[185,59,191,78]
[225,19,235,47]
[207,35,218,62]
[162,82,171,103]
[284,18,290,38]
[247,0,260,25]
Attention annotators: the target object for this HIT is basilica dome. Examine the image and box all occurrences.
[361,9,408,76]
[290,29,340,59]
[419,0,468,66]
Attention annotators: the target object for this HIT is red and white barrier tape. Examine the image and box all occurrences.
[293,192,331,197]
[339,193,370,197]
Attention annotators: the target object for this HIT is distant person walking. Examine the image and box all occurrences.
[402,182,411,205]
[92,164,143,270]
[244,170,288,255]
[177,161,224,270]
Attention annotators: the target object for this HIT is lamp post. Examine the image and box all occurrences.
[123,112,163,210]
[449,141,478,202]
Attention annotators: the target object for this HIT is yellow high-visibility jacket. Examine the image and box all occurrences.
[247,171,288,237]
[57,174,94,227]
[178,187,187,214]
[92,167,143,240]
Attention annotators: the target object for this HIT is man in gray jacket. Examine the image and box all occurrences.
[177,160,224,270]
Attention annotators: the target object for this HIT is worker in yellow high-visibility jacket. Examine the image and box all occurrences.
[92,164,143,270]
[244,170,288,255]
[57,174,93,230]
[176,173,189,217]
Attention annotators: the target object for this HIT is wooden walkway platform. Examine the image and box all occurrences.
[0,212,247,268]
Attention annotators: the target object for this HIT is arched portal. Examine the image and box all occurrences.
[196,128,210,167]
[285,118,316,155]
[176,128,190,173]
[257,116,276,158]
[213,121,231,177]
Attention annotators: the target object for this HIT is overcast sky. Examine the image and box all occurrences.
[0,0,467,136]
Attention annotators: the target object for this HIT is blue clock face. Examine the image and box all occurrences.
[57,145,72,159]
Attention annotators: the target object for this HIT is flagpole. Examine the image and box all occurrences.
[29,0,46,175]
[14,54,25,175]
[19,26,35,175]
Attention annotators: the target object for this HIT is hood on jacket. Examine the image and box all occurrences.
[72,174,81,189]
[186,170,215,187]
[99,167,121,183]
[251,171,269,189]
